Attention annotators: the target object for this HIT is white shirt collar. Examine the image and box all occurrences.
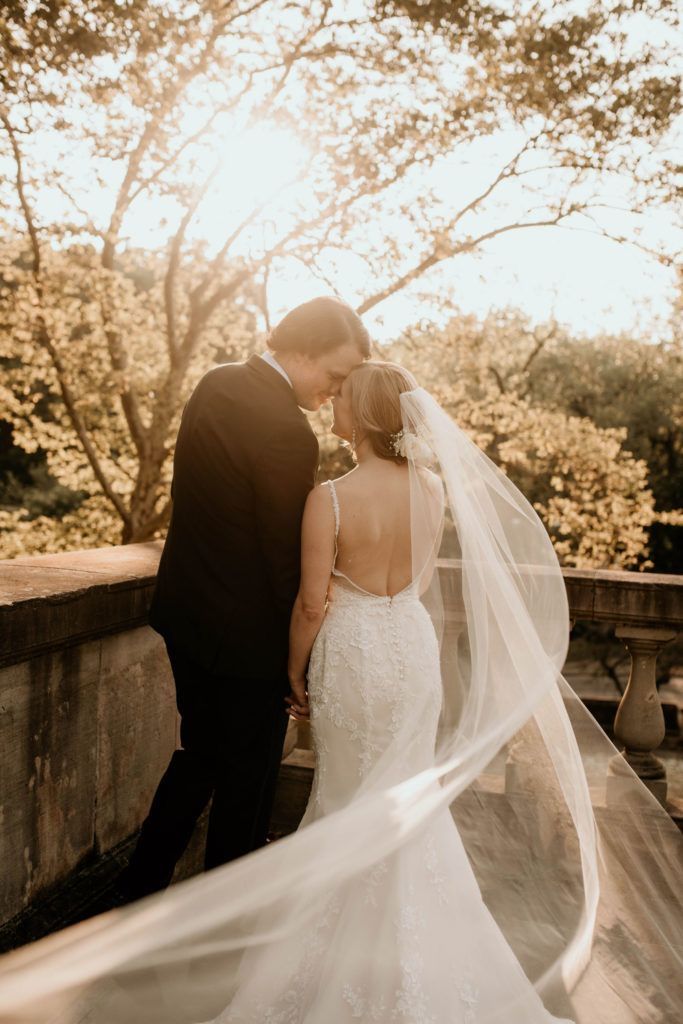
[259,350,293,389]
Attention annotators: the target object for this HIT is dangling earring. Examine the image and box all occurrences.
[350,428,359,462]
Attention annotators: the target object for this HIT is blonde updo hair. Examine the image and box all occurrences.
[347,360,418,465]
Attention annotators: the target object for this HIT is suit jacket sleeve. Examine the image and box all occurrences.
[252,424,318,619]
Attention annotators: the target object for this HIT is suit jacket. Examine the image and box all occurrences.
[149,355,319,679]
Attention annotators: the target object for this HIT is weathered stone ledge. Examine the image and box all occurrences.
[0,543,172,928]
[437,559,682,630]
[561,566,683,629]
[0,542,163,669]
[2,546,681,674]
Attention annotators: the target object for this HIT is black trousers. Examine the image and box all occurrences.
[120,641,289,902]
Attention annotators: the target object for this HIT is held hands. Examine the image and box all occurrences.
[285,676,310,721]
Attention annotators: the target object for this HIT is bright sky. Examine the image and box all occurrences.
[105,116,680,346]
[5,4,681,347]
[350,215,679,344]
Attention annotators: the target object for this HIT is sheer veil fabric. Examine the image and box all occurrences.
[0,387,681,1023]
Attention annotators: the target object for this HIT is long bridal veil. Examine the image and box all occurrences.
[0,387,681,1024]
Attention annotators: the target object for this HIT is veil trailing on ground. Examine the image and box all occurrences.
[0,387,681,1024]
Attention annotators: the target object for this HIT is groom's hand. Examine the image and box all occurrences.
[285,677,310,721]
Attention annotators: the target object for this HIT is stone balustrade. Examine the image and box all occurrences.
[0,543,175,931]
[562,567,682,806]
[0,544,681,933]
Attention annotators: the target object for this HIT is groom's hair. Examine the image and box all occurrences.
[267,296,371,358]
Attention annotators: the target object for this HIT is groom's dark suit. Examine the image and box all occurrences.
[123,355,318,900]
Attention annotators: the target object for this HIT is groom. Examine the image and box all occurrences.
[121,296,369,901]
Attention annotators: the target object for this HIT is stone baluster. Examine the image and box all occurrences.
[606,625,676,806]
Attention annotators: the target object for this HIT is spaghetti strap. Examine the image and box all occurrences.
[325,479,340,563]
[326,480,340,539]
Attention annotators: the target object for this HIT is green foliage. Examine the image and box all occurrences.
[385,308,682,570]
[525,332,683,570]
[379,0,681,183]
[0,241,258,549]
[0,1,679,561]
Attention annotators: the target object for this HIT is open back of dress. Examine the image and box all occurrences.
[325,470,443,601]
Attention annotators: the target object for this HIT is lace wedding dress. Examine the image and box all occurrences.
[216,480,571,1024]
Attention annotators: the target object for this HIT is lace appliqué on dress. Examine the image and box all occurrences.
[451,966,479,1024]
[423,830,450,906]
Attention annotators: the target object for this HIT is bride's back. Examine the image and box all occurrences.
[332,462,439,598]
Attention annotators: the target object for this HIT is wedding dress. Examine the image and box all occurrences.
[216,478,572,1023]
[0,386,680,1024]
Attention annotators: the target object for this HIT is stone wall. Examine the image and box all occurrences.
[2,544,680,929]
[0,543,175,926]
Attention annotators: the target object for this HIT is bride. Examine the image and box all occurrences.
[0,362,680,1024]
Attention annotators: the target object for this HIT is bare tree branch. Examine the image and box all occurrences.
[97,287,150,462]
[520,332,552,376]
[356,207,577,315]
[139,497,173,538]
[101,14,236,269]
[126,73,259,207]
[570,208,677,266]
[255,263,272,333]
[94,13,264,467]
[286,249,342,295]
[488,366,507,394]
[446,135,539,234]
[190,195,284,308]
[189,152,318,308]
[164,163,222,363]
[187,265,254,340]
[54,180,104,236]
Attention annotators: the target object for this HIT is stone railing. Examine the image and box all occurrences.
[1,545,681,930]
[562,567,682,807]
[0,542,171,929]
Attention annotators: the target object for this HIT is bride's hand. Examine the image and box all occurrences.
[285,677,310,721]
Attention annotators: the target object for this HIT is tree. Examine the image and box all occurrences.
[0,242,258,553]
[524,328,683,572]
[388,309,675,569]
[0,0,679,552]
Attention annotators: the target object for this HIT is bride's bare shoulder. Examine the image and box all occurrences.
[304,480,333,507]
[305,470,355,507]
